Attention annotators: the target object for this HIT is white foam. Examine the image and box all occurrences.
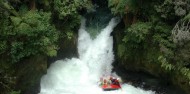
[39,18,155,94]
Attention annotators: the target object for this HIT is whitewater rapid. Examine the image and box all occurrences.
[39,18,155,94]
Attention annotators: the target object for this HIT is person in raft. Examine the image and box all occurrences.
[98,77,108,86]
[99,76,122,86]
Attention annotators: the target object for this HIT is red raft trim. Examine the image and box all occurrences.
[102,84,121,91]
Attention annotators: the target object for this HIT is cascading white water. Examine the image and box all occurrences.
[39,18,155,94]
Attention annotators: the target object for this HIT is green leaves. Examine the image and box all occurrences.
[0,41,7,54]
[10,42,24,62]
[158,55,174,71]
[120,22,154,61]
[123,22,152,43]
[117,44,125,58]
[45,45,58,57]
[155,0,190,20]
[53,0,92,41]
[0,10,59,63]
[184,13,190,20]
[108,0,139,15]
[10,91,21,94]
[16,23,31,35]
[54,0,91,19]
[10,16,22,26]
[112,0,190,87]
[65,31,74,40]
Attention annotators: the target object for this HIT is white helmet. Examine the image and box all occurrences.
[117,78,122,83]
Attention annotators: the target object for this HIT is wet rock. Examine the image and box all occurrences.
[14,55,47,94]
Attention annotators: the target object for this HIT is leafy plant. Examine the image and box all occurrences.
[158,55,174,71]
[123,22,152,43]
[155,0,190,20]
[0,10,59,63]
[117,44,125,58]
[108,0,139,15]
[54,0,92,19]
[184,13,190,20]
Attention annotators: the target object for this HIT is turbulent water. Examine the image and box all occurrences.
[39,18,155,94]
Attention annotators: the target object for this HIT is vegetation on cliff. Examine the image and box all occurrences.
[0,0,92,93]
[0,0,190,93]
[108,0,190,93]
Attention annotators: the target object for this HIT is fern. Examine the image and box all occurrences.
[184,13,190,20]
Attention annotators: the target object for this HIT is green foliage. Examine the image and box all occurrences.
[123,22,152,43]
[158,55,174,71]
[0,10,59,63]
[53,0,93,41]
[112,0,190,90]
[184,13,190,20]
[117,44,125,58]
[18,4,28,15]
[108,0,126,15]
[108,0,139,15]
[154,21,190,80]
[0,64,18,94]
[53,0,93,40]
[153,22,174,58]
[155,0,190,20]
[120,22,153,61]
[0,41,7,54]
[154,0,175,19]
[180,68,190,77]
[38,0,50,6]
[0,0,94,93]
[120,21,176,66]
[60,25,75,40]
[10,16,22,26]
[10,91,21,94]
[54,0,92,19]
[65,31,74,40]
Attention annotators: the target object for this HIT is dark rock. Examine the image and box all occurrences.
[14,55,47,94]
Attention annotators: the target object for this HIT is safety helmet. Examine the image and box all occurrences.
[117,78,122,83]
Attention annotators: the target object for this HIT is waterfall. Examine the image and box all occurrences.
[39,18,155,94]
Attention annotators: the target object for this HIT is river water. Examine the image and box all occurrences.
[39,18,155,94]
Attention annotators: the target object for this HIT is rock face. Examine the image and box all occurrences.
[112,20,190,94]
[14,55,47,94]
[47,32,78,67]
